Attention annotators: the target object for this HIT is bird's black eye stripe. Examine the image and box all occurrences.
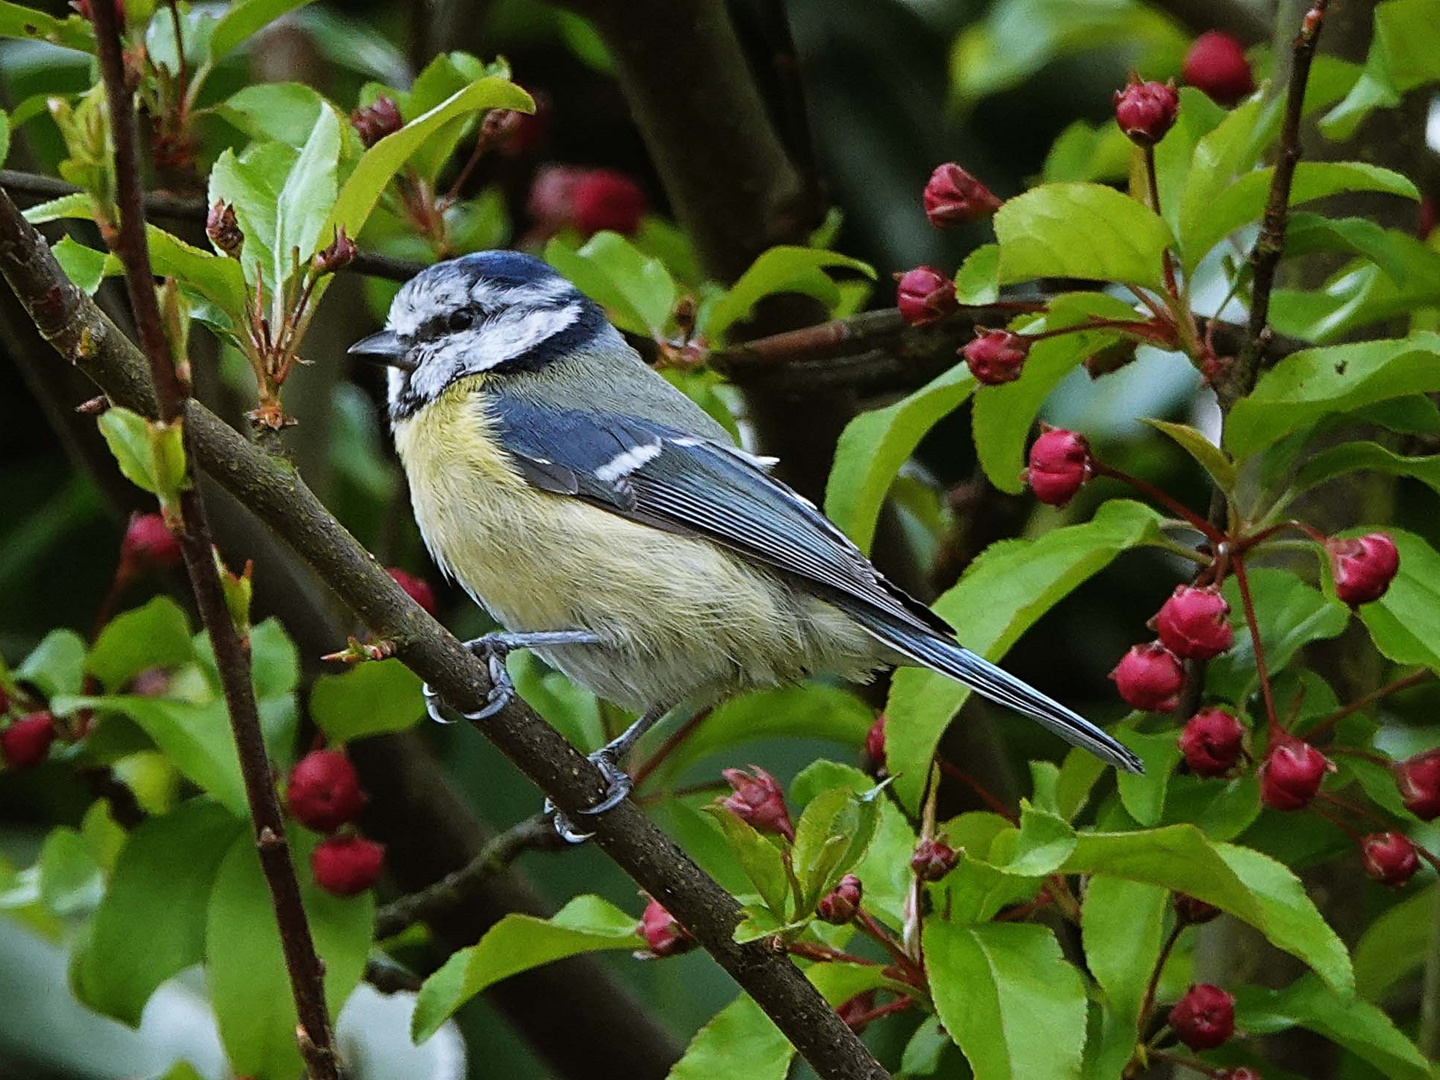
[446,309,475,332]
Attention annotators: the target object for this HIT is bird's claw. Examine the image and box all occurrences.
[421,635,518,724]
[546,749,635,844]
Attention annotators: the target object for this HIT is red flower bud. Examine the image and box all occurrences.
[313,227,357,275]
[311,835,384,896]
[206,201,243,258]
[1156,585,1233,660]
[1110,642,1185,713]
[121,512,182,573]
[1259,741,1330,811]
[1220,1070,1261,1080]
[1396,751,1440,820]
[1178,708,1244,778]
[1327,533,1399,607]
[1169,984,1235,1050]
[1,712,55,770]
[816,874,862,924]
[528,166,647,238]
[865,714,887,772]
[963,329,1029,385]
[1024,427,1092,506]
[1114,79,1180,146]
[911,838,958,882]
[721,766,795,840]
[922,163,1002,229]
[1361,832,1419,887]
[638,897,695,958]
[837,990,878,1032]
[895,266,958,326]
[351,95,403,147]
[1182,32,1255,106]
[387,567,437,617]
[1174,893,1221,925]
[287,749,367,833]
[502,91,551,158]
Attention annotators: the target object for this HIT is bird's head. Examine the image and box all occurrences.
[350,250,611,420]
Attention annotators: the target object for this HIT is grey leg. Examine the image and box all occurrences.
[422,630,601,724]
[548,704,675,842]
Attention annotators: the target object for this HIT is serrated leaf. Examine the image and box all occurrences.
[667,994,794,1080]
[1082,876,1168,1023]
[1292,441,1440,500]
[926,921,1088,1080]
[1226,333,1440,458]
[702,804,791,919]
[412,896,641,1042]
[887,500,1164,810]
[1357,528,1440,673]
[994,183,1174,290]
[825,361,975,555]
[309,659,422,741]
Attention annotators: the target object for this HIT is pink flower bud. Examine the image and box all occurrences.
[313,227,357,275]
[1024,427,1092,506]
[121,512,182,573]
[287,749,367,833]
[1169,984,1235,1050]
[1110,642,1185,712]
[1327,533,1399,607]
[206,201,243,258]
[816,874,862,924]
[1,713,55,770]
[1396,751,1440,820]
[895,267,958,326]
[837,990,877,1032]
[1114,79,1180,145]
[963,329,1029,385]
[1178,708,1244,778]
[911,838,958,882]
[638,897,695,958]
[1155,585,1233,660]
[1259,741,1330,811]
[387,567,437,617]
[721,766,794,840]
[865,714,887,772]
[1182,32,1255,106]
[351,95,403,147]
[1361,832,1419,886]
[529,166,647,238]
[923,163,1002,228]
[311,835,384,896]
[1174,893,1221,925]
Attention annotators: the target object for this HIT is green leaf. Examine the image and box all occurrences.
[1281,214,1440,285]
[668,994,794,1080]
[1320,0,1440,140]
[1353,883,1436,1001]
[544,232,677,337]
[1237,974,1429,1080]
[309,660,422,742]
[217,83,325,146]
[22,191,93,224]
[51,235,119,294]
[208,0,314,63]
[1041,120,1131,184]
[973,293,1138,493]
[97,407,188,503]
[954,243,1000,305]
[1141,419,1236,493]
[1059,826,1352,993]
[207,829,372,1080]
[1176,96,1280,262]
[1292,441,1440,501]
[700,247,875,343]
[1082,876,1168,1021]
[993,183,1174,290]
[87,597,192,692]
[0,1,94,51]
[702,804,792,920]
[1225,333,1440,458]
[330,77,533,239]
[926,921,1088,1080]
[788,784,884,913]
[1358,528,1440,672]
[1115,730,1182,827]
[38,826,102,916]
[887,500,1164,810]
[1182,161,1419,273]
[147,226,249,317]
[16,628,87,698]
[412,896,641,1042]
[825,361,975,554]
[75,801,242,1026]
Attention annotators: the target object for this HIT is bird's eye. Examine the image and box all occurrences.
[446,309,475,332]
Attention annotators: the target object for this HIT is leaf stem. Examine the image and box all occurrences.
[1305,670,1433,740]
[1090,461,1224,543]
[1230,555,1280,739]
[1138,920,1184,1037]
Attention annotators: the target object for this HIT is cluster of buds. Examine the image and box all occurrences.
[287,748,385,896]
[816,874,863,924]
[1114,579,1236,716]
[351,95,404,148]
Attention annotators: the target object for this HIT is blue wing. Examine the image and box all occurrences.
[489,394,1142,774]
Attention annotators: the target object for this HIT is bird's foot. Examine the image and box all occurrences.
[422,630,600,724]
[545,748,634,844]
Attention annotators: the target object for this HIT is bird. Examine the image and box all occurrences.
[350,250,1143,837]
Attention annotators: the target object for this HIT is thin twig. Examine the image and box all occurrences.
[1305,670,1433,740]
[87,5,340,1077]
[1138,921,1185,1036]
[1230,555,1280,738]
[1222,0,1330,410]
[373,814,559,939]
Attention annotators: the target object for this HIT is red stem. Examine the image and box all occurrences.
[631,707,713,787]
[1306,670,1432,740]
[1138,921,1184,1036]
[938,759,1017,823]
[1231,555,1280,739]
[1090,462,1224,543]
[841,997,915,1029]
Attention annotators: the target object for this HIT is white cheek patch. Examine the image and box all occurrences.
[388,277,471,337]
[471,303,582,368]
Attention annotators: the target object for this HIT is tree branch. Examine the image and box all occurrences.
[0,190,889,1080]
[87,4,339,1075]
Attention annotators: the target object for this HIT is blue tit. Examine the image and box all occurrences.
[351,251,1142,834]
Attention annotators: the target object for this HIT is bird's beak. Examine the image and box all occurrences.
[348,330,416,371]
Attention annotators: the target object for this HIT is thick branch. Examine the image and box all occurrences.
[87,4,339,1074]
[0,192,888,1080]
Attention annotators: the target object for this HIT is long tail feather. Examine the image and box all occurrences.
[873,624,1144,774]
